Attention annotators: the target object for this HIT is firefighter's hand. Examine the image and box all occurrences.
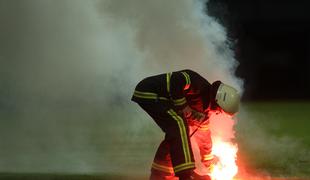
[182,106,193,118]
[191,110,206,122]
[202,155,220,171]
[182,106,207,122]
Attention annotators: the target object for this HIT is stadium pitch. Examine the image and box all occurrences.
[0,101,309,179]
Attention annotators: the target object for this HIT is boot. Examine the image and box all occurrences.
[150,169,177,180]
[190,171,211,180]
[177,170,211,180]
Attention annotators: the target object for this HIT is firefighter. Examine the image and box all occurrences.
[131,69,240,180]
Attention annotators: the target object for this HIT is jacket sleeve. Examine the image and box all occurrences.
[169,71,191,110]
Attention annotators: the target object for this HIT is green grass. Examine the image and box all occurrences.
[0,173,148,180]
[241,101,310,140]
[0,101,309,179]
[236,101,310,177]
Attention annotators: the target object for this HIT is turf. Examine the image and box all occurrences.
[0,173,148,180]
[236,101,310,177]
[0,101,309,179]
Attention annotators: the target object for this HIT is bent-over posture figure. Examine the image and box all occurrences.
[131,69,240,180]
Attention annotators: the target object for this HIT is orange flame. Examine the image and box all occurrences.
[209,111,238,180]
[210,139,238,180]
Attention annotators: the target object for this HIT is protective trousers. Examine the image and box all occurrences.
[189,120,214,170]
[138,102,195,179]
[144,109,214,180]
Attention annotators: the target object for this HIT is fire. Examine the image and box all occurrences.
[190,111,239,180]
[210,139,238,180]
[209,111,239,180]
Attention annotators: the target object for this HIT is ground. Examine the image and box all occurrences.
[0,101,309,179]
[236,101,310,179]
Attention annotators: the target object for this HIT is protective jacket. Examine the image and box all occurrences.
[132,69,212,112]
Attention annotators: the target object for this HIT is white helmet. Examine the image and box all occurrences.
[215,83,240,114]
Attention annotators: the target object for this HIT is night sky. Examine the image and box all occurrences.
[208,0,310,100]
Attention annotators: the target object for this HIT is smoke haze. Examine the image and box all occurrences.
[0,0,241,174]
[7,0,310,177]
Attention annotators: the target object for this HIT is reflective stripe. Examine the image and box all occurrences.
[166,72,172,95]
[172,97,187,106]
[203,154,214,161]
[134,90,158,99]
[133,90,169,101]
[134,90,158,96]
[200,124,209,131]
[152,162,174,173]
[174,162,195,173]
[181,72,191,90]
[167,109,191,163]
[159,97,170,100]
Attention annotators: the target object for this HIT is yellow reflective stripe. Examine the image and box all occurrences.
[203,154,214,161]
[200,127,209,131]
[167,109,191,163]
[168,110,189,162]
[133,93,157,99]
[173,97,187,106]
[166,72,171,94]
[159,97,169,100]
[134,90,157,96]
[200,124,209,131]
[173,97,186,103]
[174,162,195,173]
[181,72,191,86]
[174,100,186,106]
[133,91,169,100]
[152,162,174,173]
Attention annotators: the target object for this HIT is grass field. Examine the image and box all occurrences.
[0,101,309,179]
[236,101,310,178]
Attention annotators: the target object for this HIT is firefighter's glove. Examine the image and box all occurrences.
[182,106,206,122]
[191,110,206,122]
[202,155,220,174]
[182,106,193,118]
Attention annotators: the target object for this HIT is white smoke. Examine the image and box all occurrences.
[0,0,242,175]
[98,0,242,91]
[97,0,243,176]
[236,107,310,178]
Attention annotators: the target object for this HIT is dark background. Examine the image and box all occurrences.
[208,1,310,100]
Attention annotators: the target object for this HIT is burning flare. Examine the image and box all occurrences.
[210,139,238,180]
[209,111,238,180]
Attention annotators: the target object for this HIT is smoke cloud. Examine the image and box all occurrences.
[236,107,310,177]
[98,0,242,89]
[0,0,243,175]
